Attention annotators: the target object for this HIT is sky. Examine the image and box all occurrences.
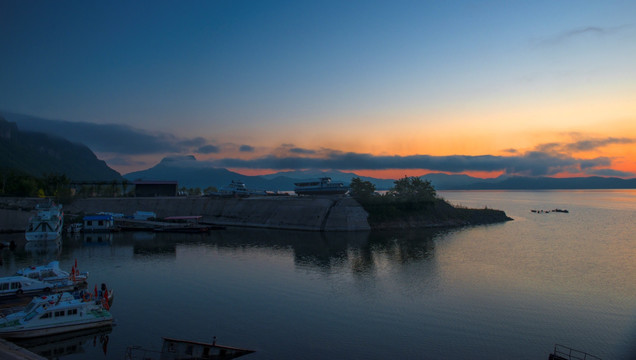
[1,0,635,179]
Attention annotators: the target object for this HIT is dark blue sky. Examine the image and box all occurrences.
[2,0,635,177]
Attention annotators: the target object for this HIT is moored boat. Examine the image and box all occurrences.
[15,260,88,286]
[219,180,250,197]
[294,177,349,195]
[0,290,113,339]
[25,202,64,241]
[0,276,73,299]
[126,336,255,360]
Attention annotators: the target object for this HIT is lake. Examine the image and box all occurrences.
[1,190,635,359]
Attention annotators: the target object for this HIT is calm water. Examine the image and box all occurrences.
[1,190,635,359]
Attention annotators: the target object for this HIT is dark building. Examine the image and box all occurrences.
[133,180,178,197]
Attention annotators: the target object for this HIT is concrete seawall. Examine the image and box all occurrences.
[0,196,371,232]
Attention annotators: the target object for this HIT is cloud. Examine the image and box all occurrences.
[289,147,316,154]
[1,111,217,155]
[208,150,619,177]
[535,24,630,46]
[239,145,255,152]
[565,137,635,152]
[197,145,221,154]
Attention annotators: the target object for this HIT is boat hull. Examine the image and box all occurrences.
[25,231,62,242]
[0,317,113,339]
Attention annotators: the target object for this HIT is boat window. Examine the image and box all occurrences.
[67,309,78,315]
[0,283,8,290]
[11,282,21,289]
[86,221,92,226]
[24,302,38,313]
[186,345,193,355]
[55,310,65,317]
[40,312,50,319]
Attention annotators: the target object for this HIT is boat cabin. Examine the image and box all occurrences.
[83,215,115,232]
[0,276,49,297]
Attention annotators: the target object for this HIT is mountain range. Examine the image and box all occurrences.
[0,117,122,181]
[124,155,636,191]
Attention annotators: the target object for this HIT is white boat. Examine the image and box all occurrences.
[219,180,250,197]
[0,291,113,339]
[294,177,349,195]
[25,202,64,241]
[15,260,88,286]
[0,276,72,298]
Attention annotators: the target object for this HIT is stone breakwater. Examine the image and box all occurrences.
[0,196,371,232]
[0,196,512,232]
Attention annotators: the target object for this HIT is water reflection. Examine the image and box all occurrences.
[83,233,113,245]
[24,239,62,260]
[14,325,112,359]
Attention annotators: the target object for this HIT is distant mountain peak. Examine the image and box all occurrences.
[159,155,197,163]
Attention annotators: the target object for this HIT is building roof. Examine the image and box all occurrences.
[83,215,113,221]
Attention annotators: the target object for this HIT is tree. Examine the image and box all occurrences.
[122,179,130,196]
[349,177,376,200]
[203,186,218,195]
[390,176,436,202]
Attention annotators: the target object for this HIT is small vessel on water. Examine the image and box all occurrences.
[15,260,88,286]
[0,290,113,339]
[0,276,60,298]
[126,336,255,360]
[294,177,349,196]
[25,202,64,241]
[219,180,250,197]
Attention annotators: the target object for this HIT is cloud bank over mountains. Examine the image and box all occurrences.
[2,111,633,178]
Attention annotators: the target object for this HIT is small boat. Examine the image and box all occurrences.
[0,290,113,339]
[153,216,225,233]
[0,276,73,299]
[66,223,83,233]
[15,260,88,286]
[219,180,250,197]
[126,336,255,360]
[25,202,64,241]
[294,177,349,196]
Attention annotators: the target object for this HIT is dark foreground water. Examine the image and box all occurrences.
[1,190,635,359]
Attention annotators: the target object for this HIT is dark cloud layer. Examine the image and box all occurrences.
[210,150,623,177]
[3,111,632,177]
